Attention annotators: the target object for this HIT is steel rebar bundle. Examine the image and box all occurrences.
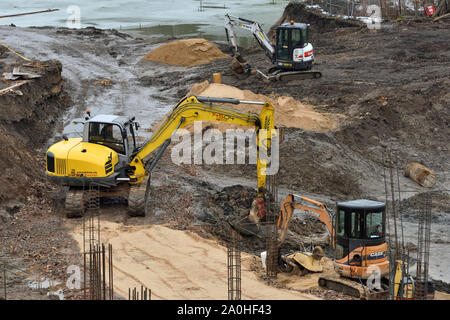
[82,183,114,300]
[415,192,432,300]
[264,174,279,278]
[129,285,151,300]
[227,229,241,300]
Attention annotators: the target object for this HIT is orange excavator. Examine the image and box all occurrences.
[277,194,390,299]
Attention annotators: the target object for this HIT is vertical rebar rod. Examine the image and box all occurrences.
[388,151,400,260]
[2,265,4,300]
[102,244,106,300]
[109,244,114,300]
[382,151,394,299]
[265,174,279,278]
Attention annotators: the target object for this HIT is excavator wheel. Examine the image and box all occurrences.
[127,177,150,217]
[65,188,85,218]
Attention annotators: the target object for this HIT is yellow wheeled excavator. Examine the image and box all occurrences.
[276,194,390,299]
[45,95,276,217]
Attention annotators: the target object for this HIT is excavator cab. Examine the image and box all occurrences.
[334,199,389,278]
[275,21,313,71]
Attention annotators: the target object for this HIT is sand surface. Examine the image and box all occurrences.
[187,81,338,132]
[68,221,319,300]
[142,38,230,67]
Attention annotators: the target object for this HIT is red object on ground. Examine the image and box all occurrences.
[425,5,435,16]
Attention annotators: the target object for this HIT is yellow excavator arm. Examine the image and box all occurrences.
[278,194,334,245]
[128,95,276,197]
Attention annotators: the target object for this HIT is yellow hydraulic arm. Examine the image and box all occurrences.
[128,95,276,196]
[278,194,334,245]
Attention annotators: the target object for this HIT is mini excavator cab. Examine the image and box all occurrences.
[275,21,313,71]
[334,199,389,278]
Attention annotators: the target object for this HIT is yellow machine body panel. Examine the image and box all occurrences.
[46,138,119,179]
[67,142,118,178]
[46,138,82,177]
[393,260,414,300]
[290,252,323,273]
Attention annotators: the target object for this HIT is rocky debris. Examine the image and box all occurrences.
[0,209,12,223]
[434,279,450,294]
[197,185,328,255]
[400,191,450,220]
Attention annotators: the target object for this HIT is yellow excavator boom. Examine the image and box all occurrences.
[129,95,276,196]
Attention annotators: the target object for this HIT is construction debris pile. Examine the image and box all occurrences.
[198,185,328,255]
[142,38,230,67]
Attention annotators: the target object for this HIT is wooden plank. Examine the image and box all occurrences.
[0,80,29,96]
[433,12,450,22]
[0,9,59,19]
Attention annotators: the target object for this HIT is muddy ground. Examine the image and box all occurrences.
[0,9,448,299]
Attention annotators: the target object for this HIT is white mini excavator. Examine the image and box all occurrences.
[224,14,322,81]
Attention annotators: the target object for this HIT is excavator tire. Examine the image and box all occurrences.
[65,188,85,218]
[127,177,149,217]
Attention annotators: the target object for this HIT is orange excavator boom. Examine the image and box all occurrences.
[278,194,334,245]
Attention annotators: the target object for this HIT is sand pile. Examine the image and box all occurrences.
[187,81,337,132]
[68,221,319,300]
[142,38,230,67]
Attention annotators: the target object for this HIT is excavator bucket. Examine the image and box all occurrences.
[290,252,323,272]
[281,246,324,274]
[232,197,265,237]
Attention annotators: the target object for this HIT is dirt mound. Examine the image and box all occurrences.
[142,38,230,67]
[0,60,70,205]
[400,191,450,217]
[188,81,337,131]
[268,2,364,41]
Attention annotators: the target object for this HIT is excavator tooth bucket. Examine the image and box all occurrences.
[230,197,267,237]
[231,216,260,237]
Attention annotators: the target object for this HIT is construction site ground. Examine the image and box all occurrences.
[0,14,449,300]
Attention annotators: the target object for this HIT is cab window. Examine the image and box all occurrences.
[127,124,136,153]
[366,211,384,238]
[291,29,302,48]
[337,210,345,237]
[301,29,308,45]
[350,211,362,238]
[277,28,290,60]
[89,123,125,154]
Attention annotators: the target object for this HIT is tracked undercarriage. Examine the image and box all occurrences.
[64,177,150,218]
[318,275,389,300]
